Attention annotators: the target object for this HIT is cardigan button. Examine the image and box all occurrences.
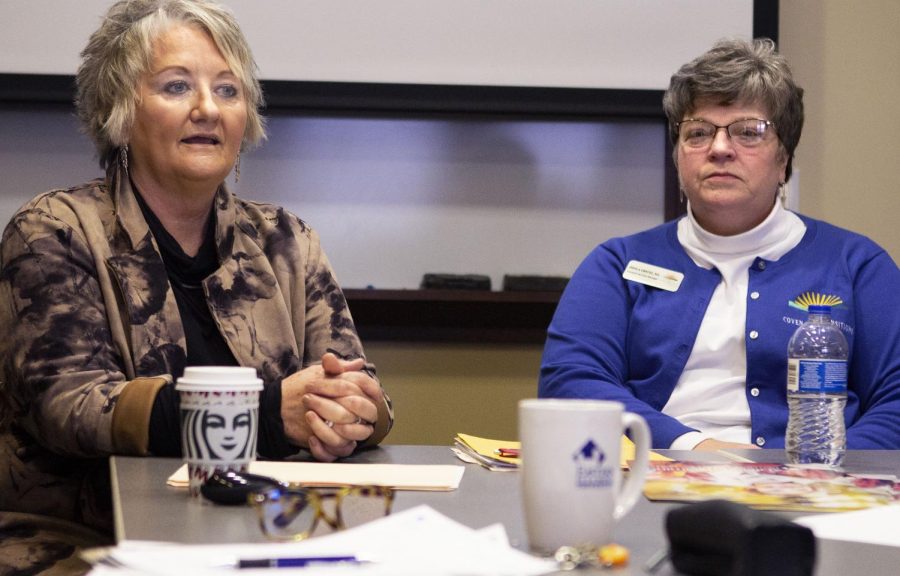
[749,330,759,340]
[750,387,760,397]
[757,260,767,270]
[750,291,760,300]
[755,436,766,446]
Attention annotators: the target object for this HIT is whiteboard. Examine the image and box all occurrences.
[0,107,665,290]
[3,0,757,91]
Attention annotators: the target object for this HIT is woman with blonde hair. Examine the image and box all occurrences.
[0,1,393,571]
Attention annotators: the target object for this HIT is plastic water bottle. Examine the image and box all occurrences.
[785,305,848,467]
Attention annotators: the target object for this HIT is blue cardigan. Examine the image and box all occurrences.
[539,215,900,449]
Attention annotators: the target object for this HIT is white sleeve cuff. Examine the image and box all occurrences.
[669,431,710,450]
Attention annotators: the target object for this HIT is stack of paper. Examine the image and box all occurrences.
[167,461,465,491]
[86,505,557,576]
[452,434,520,471]
[452,433,672,471]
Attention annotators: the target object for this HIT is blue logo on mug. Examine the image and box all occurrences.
[573,439,613,488]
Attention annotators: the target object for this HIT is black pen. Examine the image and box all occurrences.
[237,555,361,569]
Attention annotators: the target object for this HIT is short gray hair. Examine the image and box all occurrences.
[663,37,804,181]
[76,0,266,169]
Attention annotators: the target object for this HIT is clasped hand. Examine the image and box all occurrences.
[281,352,383,462]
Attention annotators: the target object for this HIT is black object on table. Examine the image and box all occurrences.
[665,499,816,576]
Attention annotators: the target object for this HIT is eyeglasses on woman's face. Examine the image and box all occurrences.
[675,118,776,149]
[249,485,395,541]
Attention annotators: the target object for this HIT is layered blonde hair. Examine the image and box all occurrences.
[76,0,267,168]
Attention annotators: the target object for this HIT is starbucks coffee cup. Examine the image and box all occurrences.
[175,366,263,497]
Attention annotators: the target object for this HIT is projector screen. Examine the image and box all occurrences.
[1,0,775,114]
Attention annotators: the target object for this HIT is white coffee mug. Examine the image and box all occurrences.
[176,366,263,497]
[519,399,650,553]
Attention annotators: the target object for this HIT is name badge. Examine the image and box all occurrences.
[622,260,683,292]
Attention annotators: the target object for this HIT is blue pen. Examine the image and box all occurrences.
[237,555,360,569]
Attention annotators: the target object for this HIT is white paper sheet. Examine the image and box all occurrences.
[88,505,556,576]
[795,504,900,548]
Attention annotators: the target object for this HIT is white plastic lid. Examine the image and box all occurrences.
[175,366,263,392]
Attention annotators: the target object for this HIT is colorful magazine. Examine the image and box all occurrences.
[643,461,900,512]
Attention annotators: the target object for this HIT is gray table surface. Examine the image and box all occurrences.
[110,447,900,575]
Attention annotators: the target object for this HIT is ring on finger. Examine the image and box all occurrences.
[325,420,334,428]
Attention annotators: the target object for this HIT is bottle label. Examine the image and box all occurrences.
[787,358,848,393]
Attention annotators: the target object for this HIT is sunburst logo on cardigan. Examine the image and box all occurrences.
[788,291,844,311]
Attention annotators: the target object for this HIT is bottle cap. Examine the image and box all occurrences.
[807,305,831,314]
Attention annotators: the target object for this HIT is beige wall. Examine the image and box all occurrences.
[379,3,900,447]
[371,342,543,445]
[780,0,900,260]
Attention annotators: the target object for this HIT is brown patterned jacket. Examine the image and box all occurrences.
[0,165,392,532]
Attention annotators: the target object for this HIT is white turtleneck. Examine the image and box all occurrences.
[666,201,807,449]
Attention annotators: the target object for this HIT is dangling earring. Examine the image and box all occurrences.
[779,182,786,207]
[120,145,129,175]
[234,153,241,183]
[679,188,685,204]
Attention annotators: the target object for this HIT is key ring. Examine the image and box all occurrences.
[554,543,629,570]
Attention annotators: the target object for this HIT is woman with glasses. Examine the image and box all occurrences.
[539,38,900,452]
[0,0,393,571]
